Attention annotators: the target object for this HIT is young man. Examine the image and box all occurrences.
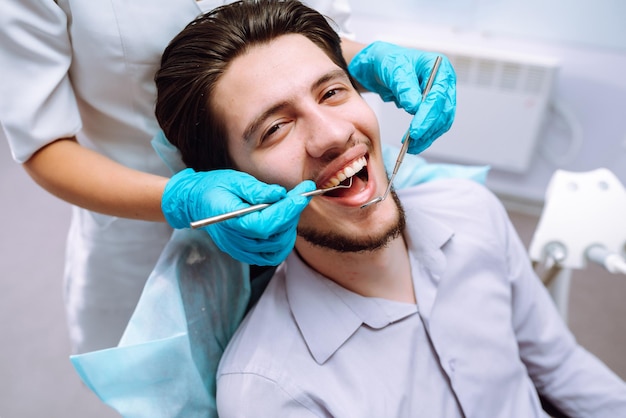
[155,1,626,416]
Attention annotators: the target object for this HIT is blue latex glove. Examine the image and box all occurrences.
[162,168,316,266]
[348,41,456,154]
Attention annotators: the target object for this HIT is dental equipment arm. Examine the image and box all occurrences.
[529,168,626,275]
[529,169,626,319]
[586,245,626,275]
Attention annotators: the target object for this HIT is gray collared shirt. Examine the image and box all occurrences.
[217,179,626,418]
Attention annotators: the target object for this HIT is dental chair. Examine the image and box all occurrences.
[529,168,626,321]
[530,168,626,418]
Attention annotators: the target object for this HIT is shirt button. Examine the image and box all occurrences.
[448,359,456,373]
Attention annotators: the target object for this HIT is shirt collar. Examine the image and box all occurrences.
[285,253,417,364]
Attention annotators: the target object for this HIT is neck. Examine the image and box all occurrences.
[294,234,415,303]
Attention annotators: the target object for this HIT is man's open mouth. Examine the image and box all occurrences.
[321,156,369,198]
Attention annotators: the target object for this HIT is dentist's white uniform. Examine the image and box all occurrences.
[0,0,352,353]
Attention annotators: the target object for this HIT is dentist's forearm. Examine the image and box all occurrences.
[340,38,366,65]
[341,38,370,92]
[23,137,168,222]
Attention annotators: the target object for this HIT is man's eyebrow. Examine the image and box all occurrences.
[243,102,290,143]
[242,69,350,142]
[312,69,350,91]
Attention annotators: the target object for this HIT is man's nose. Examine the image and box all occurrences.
[304,108,355,159]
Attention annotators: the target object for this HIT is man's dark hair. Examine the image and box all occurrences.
[155,0,351,171]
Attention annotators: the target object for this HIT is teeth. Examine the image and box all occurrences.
[322,156,367,189]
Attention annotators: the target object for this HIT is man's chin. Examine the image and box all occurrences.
[297,227,402,253]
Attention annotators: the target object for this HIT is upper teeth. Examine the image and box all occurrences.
[321,156,367,188]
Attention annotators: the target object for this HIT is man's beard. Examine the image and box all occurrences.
[296,190,406,253]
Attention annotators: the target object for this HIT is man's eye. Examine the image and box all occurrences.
[323,89,338,100]
[262,122,284,142]
[322,86,350,103]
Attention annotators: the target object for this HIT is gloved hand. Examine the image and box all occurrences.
[162,168,316,266]
[348,41,456,154]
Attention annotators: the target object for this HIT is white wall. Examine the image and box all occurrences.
[349,1,626,207]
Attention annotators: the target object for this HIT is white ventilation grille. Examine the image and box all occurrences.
[375,42,560,173]
[451,54,551,95]
[525,66,550,94]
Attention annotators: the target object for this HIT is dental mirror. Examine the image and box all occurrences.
[190,177,353,229]
[360,56,443,209]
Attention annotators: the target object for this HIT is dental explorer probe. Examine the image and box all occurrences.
[190,177,353,229]
[361,55,443,209]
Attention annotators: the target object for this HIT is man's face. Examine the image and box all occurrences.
[213,34,402,252]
